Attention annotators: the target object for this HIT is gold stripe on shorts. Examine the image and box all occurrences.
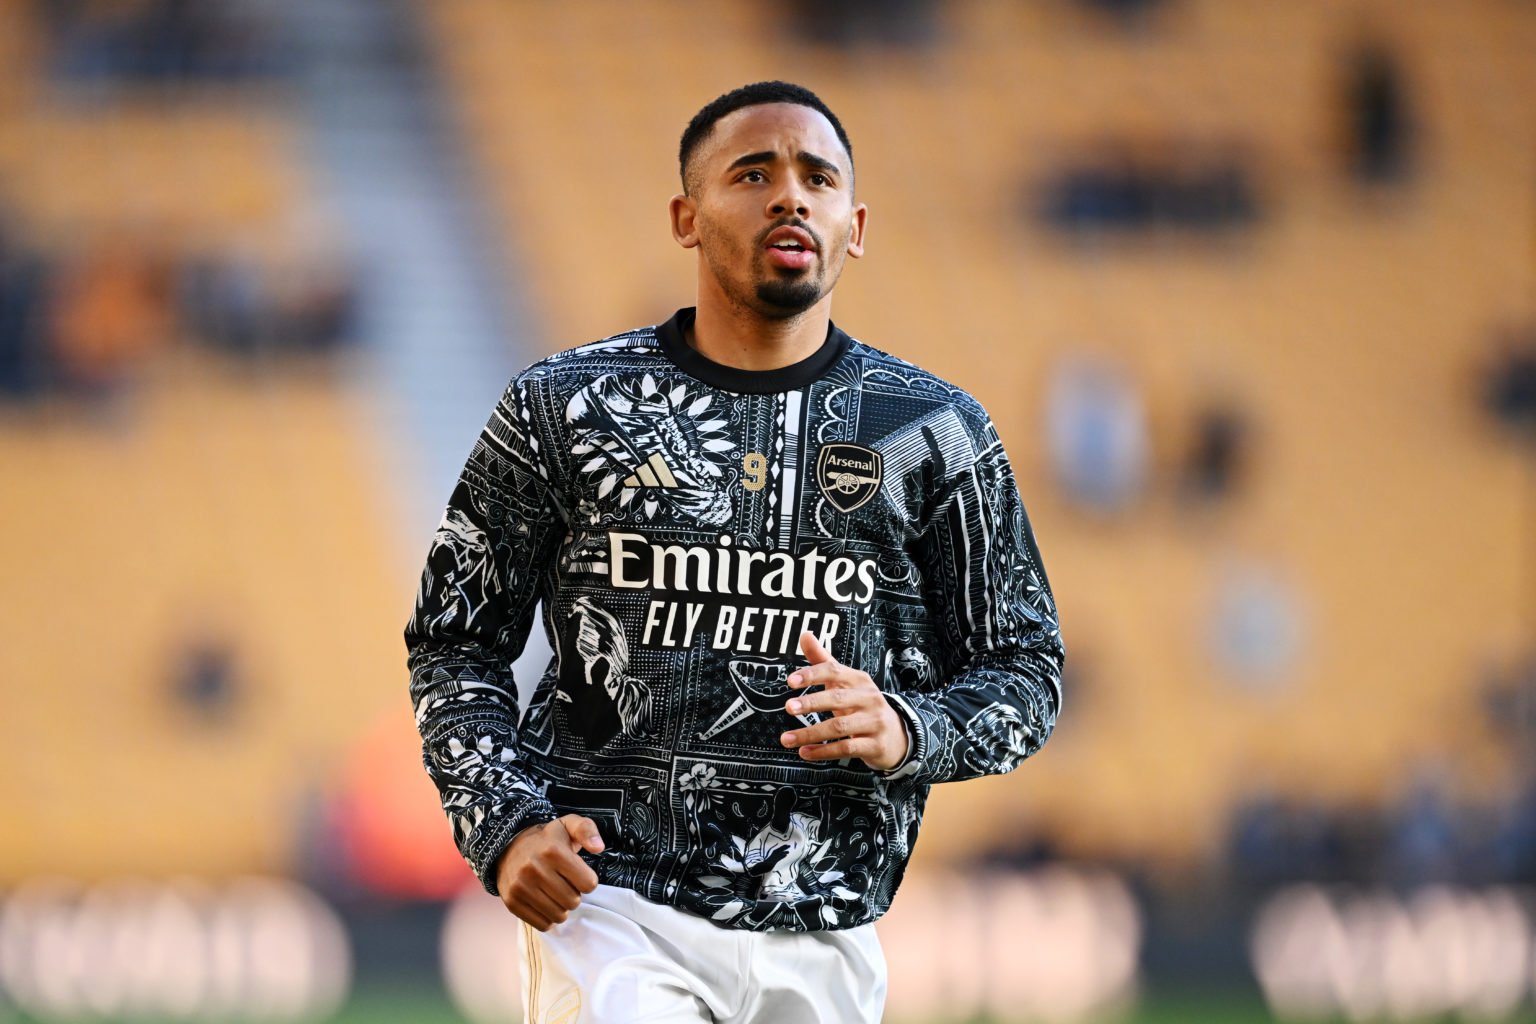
[523,921,542,1023]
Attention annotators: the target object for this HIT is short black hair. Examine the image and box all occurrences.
[678,81,853,194]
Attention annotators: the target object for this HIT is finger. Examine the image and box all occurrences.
[519,906,557,932]
[787,663,849,689]
[504,888,556,931]
[550,846,601,895]
[785,686,868,717]
[787,661,838,688]
[560,814,606,854]
[509,901,553,932]
[785,667,822,689]
[789,662,878,692]
[510,854,580,913]
[517,882,573,926]
[781,711,876,748]
[530,859,586,910]
[797,737,874,761]
[799,630,834,665]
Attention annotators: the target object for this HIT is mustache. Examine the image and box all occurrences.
[756,218,823,253]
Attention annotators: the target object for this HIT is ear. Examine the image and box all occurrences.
[845,202,868,259]
[669,193,700,249]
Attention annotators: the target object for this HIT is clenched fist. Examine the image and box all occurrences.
[494,814,604,931]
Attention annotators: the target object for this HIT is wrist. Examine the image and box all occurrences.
[497,820,553,874]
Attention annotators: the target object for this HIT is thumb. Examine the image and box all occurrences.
[800,630,835,665]
[561,814,605,854]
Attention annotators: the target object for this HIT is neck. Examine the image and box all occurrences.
[687,285,833,371]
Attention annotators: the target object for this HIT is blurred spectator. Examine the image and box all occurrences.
[1228,795,1375,889]
[1180,400,1250,503]
[1039,139,1259,234]
[1155,141,1260,231]
[1207,560,1307,688]
[1042,140,1148,230]
[0,211,55,403]
[167,630,243,726]
[325,710,473,900]
[1229,796,1317,887]
[1229,763,1536,891]
[178,252,267,355]
[1484,775,1536,883]
[3,225,357,403]
[178,247,358,360]
[1383,768,1460,886]
[979,834,1066,872]
[1340,40,1417,185]
[39,0,286,85]
[1074,0,1169,33]
[1046,354,1148,514]
[789,0,936,48]
[1482,650,1536,770]
[273,258,357,355]
[1481,324,1536,444]
[48,233,173,398]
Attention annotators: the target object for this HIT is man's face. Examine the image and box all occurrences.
[671,103,867,320]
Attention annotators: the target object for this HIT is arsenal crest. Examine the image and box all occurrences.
[815,443,883,513]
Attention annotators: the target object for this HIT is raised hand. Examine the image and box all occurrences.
[780,631,909,771]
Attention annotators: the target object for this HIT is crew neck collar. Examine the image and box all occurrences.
[655,307,852,394]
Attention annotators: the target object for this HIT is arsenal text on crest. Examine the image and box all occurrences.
[815,443,884,513]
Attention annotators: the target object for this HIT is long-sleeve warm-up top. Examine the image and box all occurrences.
[405,307,1064,932]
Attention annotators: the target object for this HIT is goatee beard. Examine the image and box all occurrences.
[755,278,821,316]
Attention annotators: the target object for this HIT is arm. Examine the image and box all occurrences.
[405,374,570,896]
[881,411,1064,786]
[779,412,1063,781]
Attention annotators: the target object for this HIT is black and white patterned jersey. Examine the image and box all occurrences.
[405,307,1064,932]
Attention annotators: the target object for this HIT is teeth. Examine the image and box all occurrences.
[729,659,789,688]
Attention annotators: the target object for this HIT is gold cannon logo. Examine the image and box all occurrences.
[815,443,883,513]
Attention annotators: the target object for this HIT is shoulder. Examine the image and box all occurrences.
[496,322,671,407]
[843,335,995,430]
[517,323,667,382]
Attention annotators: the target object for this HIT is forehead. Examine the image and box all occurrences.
[699,102,850,174]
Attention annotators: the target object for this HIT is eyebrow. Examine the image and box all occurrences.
[725,149,845,178]
[798,151,842,177]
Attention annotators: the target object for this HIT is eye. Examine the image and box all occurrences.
[740,169,767,183]
[809,173,832,187]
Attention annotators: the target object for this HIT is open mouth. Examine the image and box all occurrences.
[763,228,817,270]
[694,658,824,740]
[763,225,817,252]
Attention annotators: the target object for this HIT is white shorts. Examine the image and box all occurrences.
[518,884,887,1024]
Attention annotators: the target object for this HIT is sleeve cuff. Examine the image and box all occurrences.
[469,800,559,898]
[878,692,927,781]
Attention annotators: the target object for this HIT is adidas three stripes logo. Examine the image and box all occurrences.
[623,452,680,488]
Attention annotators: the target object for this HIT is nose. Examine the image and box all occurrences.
[768,180,810,219]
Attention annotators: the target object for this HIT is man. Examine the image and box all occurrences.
[406,81,1064,1023]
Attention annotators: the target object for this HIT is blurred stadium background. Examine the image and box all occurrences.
[1,0,1533,1021]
